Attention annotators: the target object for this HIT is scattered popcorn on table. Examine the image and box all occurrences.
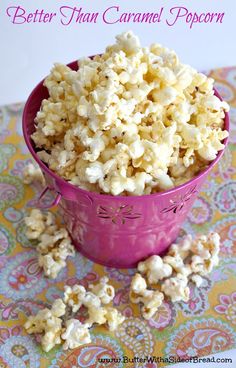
[190,274,204,287]
[32,31,229,196]
[24,299,64,352]
[138,255,173,283]
[129,273,164,319]
[61,319,91,350]
[89,276,115,304]
[161,274,190,302]
[24,277,125,352]
[130,232,221,318]
[64,285,87,313]
[24,208,46,239]
[24,209,75,279]
[104,307,126,331]
[190,232,220,274]
[23,162,45,185]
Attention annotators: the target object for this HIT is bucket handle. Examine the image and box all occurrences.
[36,186,62,209]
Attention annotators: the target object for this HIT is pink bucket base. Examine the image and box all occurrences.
[70,228,180,269]
[22,59,230,269]
[71,236,134,269]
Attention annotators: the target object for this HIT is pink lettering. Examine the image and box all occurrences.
[6,6,26,24]
[103,6,119,24]
[60,6,98,25]
[166,6,188,26]
[60,6,77,25]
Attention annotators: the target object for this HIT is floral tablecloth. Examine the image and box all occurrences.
[0,66,236,368]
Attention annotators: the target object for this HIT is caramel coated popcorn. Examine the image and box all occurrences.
[25,277,125,352]
[24,209,75,278]
[32,31,229,196]
[23,162,45,186]
[24,298,65,352]
[130,232,221,318]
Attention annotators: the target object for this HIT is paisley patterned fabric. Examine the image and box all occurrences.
[0,66,236,367]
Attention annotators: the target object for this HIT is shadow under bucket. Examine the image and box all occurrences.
[22,60,230,268]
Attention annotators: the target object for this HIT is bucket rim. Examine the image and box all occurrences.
[22,60,230,201]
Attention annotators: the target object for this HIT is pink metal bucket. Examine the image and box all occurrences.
[22,60,230,268]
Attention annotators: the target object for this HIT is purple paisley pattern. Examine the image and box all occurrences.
[214,181,236,214]
[188,196,213,225]
[0,175,24,211]
[215,292,236,325]
[177,277,212,316]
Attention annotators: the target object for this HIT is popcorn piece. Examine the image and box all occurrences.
[140,290,164,320]
[23,163,45,186]
[168,234,192,259]
[41,316,63,352]
[104,307,126,331]
[138,255,173,284]
[163,254,188,274]
[24,209,46,239]
[82,292,101,309]
[129,273,164,319]
[86,306,107,326]
[130,232,221,319]
[130,273,147,294]
[190,232,220,275]
[89,276,115,304]
[129,273,148,303]
[191,232,220,259]
[64,285,86,313]
[25,277,125,352]
[32,31,229,196]
[24,305,63,352]
[61,319,91,350]
[161,274,190,303]
[190,274,204,287]
[191,255,219,275]
[24,309,51,334]
[51,298,66,318]
[38,241,74,279]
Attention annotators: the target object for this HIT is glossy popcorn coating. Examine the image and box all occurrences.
[32,31,229,196]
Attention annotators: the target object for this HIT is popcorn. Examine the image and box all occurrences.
[41,316,63,352]
[64,285,86,312]
[24,209,47,239]
[25,209,75,279]
[25,277,125,352]
[140,290,164,320]
[190,232,220,275]
[23,163,45,185]
[104,307,126,331]
[190,274,204,287]
[51,298,66,317]
[129,273,148,303]
[129,274,164,319]
[161,274,190,303]
[86,306,107,326]
[138,255,172,284]
[130,232,221,319]
[89,276,115,304]
[24,309,51,334]
[32,31,228,196]
[81,292,102,309]
[61,319,91,350]
[24,299,65,352]
[163,254,187,274]
[168,234,193,259]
